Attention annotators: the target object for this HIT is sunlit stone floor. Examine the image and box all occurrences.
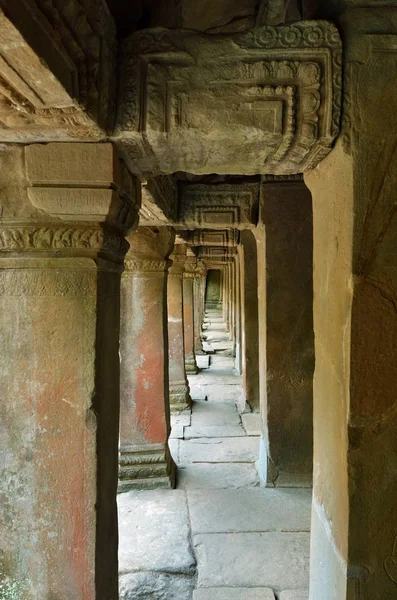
[118,310,311,600]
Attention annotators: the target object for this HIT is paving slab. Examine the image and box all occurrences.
[279,591,308,600]
[170,424,185,439]
[187,488,312,534]
[118,490,196,575]
[120,572,195,600]
[190,402,241,426]
[194,532,310,591]
[184,424,246,439]
[242,413,262,436]
[179,437,260,464]
[177,463,259,490]
[171,414,191,427]
[205,384,243,403]
[193,588,275,600]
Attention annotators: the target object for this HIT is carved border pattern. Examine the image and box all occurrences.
[124,258,168,272]
[0,270,120,297]
[0,227,127,256]
[235,21,342,138]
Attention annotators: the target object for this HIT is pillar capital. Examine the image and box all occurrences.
[0,142,141,265]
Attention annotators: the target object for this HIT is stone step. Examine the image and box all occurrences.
[193,588,275,599]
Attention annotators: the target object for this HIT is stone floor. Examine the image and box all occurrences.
[118,308,311,600]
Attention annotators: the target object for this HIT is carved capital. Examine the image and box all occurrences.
[0,224,128,261]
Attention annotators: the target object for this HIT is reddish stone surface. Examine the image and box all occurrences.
[120,269,169,447]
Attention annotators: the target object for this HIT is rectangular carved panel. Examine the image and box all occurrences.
[116,22,342,176]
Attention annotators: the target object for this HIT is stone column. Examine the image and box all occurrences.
[305,12,397,598]
[193,261,206,355]
[240,231,260,411]
[261,179,314,487]
[0,143,138,599]
[222,265,229,323]
[168,245,192,412]
[118,228,176,491]
[227,261,234,339]
[183,260,199,374]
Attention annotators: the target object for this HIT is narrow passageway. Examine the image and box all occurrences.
[118,308,311,600]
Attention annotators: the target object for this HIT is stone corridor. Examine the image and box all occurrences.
[118,310,311,599]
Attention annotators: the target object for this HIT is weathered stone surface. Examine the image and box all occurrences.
[190,401,241,425]
[193,588,275,600]
[177,464,259,489]
[179,437,259,464]
[185,424,246,439]
[116,23,342,176]
[187,488,312,534]
[279,591,308,600]
[242,413,262,435]
[118,490,196,575]
[120,572,195,600]
[261,180,314,483]
[194,532,310,590]
[0,0,116,140]
[0,142,137,599]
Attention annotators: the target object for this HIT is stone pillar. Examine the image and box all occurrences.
[240,231,260,411]
[0,143,139,599]
[261,179,314,487]
[194,261,206,355]
[183,259,199,374]
[168,245,192,412]
[253,226,269,484]
[222,265,229,324]
[306,11,397,598]
[118,228,176,491]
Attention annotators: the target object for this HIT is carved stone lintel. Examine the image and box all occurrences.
[0,0,116,141]
[169,381,192,413]
[118,443,176,492]
[117,21,342,176]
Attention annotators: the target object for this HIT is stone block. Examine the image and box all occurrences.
[194,532,310,590]
[120,572,195,600]
[117,23,341,176]
[242,413,262,436]
[118,490,196,575]
[185,425,246,439]
[179,437,260,464]
[187,488,312,534]
[177,464,259,490]
[25,143,119,186]
[279,591,308,600]
[170,424,185,439]
[193,588,275,600]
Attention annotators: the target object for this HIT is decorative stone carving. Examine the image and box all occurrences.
[140,176,178,226]
[116,21,341,176]
[179,183,259,229]
[189,229,240,247]
[0,0,116,141]
[124,257,169,272]
[119,444,175,491]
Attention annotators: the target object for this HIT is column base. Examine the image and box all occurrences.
[169,381,192,413]
[185,353,199,374]
[118,443,176,492]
